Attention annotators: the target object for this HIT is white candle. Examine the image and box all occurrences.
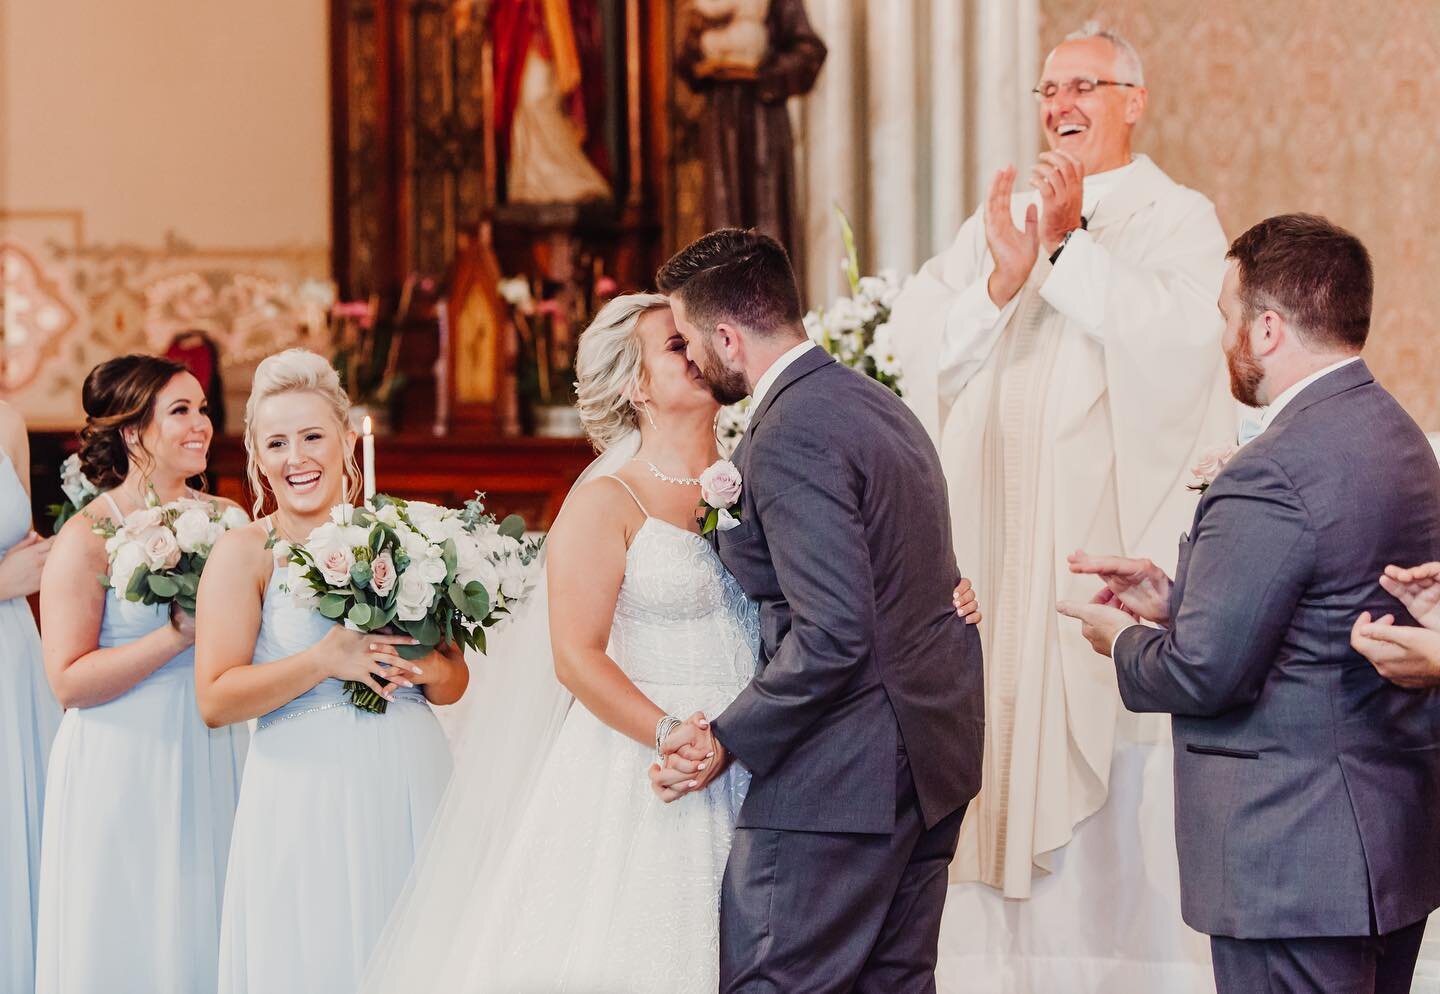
[361,415,376,504]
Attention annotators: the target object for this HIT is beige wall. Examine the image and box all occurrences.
[0,0,330,428]
[1041,0,1440,428]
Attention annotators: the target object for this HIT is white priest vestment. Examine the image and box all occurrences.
[890,154,1233,992]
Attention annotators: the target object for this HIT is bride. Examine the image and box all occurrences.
[361,293,980,992]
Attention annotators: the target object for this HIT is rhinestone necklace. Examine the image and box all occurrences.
[634,459,701,486]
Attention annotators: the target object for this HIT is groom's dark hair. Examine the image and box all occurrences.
[656,228,804,339]
[1227,213,1373,351]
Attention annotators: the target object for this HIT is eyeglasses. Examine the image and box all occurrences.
[1032,76,1139,102]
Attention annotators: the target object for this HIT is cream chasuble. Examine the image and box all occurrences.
[890,155,1234,897]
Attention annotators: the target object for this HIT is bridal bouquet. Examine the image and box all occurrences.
[277,495,540,713]
[96,492,250,614]
[717,209,906,454]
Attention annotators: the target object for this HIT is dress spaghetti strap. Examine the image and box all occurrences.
[605,475,651,518]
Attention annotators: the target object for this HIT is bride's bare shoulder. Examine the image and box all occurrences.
[548,476,643,549]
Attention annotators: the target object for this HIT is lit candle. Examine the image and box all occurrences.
[361,415,376,504]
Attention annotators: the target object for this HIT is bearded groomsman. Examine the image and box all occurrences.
[889,21,1231,990]
[1061,214,1440,994]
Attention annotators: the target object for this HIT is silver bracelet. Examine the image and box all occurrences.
[655,715,684,758]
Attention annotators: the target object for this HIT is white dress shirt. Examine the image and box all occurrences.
[750,339,818,412]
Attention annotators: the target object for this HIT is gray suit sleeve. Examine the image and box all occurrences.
[1113,454,1314,717]
[712,423,876,777]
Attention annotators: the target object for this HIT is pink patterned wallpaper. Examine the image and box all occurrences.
[1042,1,1440,428]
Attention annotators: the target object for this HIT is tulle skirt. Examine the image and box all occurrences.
[0,597,60,994]
[378,676,750,994]
[218,700,452,994]
[35,663,248,994]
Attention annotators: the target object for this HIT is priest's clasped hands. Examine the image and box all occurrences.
[983,150,1087,307]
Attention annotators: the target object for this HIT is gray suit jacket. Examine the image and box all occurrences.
[1114,359,1440,939]
[713,346,985,834]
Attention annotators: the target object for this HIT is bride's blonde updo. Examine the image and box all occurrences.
[573,292,669,453]
[243,348,360,515]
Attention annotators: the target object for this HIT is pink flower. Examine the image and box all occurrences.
[595,275,619,298]
[123,506,164,533]
[535,299,564,318]
[1190,444,1239,490]
[699,460,743,509]
[369,551,397,597]
[138,526,181,571]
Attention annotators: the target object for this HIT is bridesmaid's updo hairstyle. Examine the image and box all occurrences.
[242,348,360,515]
[78,354,191,490]
[574,292,669,453]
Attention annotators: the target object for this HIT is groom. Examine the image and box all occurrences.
[652,229,985,992]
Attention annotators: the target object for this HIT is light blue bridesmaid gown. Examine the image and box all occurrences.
[35,492,248,994]
[0,453,60,994]
[217,564,452,994]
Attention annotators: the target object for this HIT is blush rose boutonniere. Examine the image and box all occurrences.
[1188,444,1239,494]
[698,460,743,536]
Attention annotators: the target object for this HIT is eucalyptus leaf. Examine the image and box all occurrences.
[147,574,180,599]
[347,602,374,628]
[498,514,526,541]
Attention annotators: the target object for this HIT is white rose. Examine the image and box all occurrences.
[454,540,498,591]
[220,506,250,531]
[404,501,445,524]
[498,558,532,600]
[375,504,401,528]
[418,552,450,585]
[395,569,436,621]
[138,526,182,571]
[329,504,357,527]
[397,526,430,564]
[110,542,147,589]
[173,507,215,554]
[123,506,163,533]
[105,527,131,558]
[285,560,318,606]
[340,524,370,550]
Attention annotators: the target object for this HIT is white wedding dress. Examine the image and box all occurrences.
[361,445,759,994]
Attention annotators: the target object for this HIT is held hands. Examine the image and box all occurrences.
[1351,612,1440,689]
[0,531,51,600]
[649,712,728,803]
[317,626,424,703]
[1379,562,1440,631]
[1068,550,1173,625]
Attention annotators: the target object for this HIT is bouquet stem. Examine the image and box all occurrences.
[344,680,388,714]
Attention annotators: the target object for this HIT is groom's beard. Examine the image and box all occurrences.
[697,335,751,406]
[1226,328,1264,408]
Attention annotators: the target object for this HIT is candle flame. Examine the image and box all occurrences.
[362,415,373,435]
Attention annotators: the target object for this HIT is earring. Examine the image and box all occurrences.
[638,403,658,432]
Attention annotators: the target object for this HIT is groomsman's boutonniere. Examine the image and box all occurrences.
[698,460,743,536]
[1187,444,1239,494]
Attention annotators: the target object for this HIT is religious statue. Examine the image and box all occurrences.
[678,0,826,267]
[491,0,611,205]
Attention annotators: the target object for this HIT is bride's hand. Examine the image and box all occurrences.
[316,627,421,702]
[651,713,727,802]
[1380,563,1440,631]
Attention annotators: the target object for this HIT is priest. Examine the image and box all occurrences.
[889,22,1234,993]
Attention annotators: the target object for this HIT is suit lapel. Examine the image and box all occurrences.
[744,346,834,438]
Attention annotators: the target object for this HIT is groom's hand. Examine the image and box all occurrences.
[1068,550,1173,624]
[650,712,730,802]
[1056,600,1135,658]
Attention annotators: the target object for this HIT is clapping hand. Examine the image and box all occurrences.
[1068,550,1173,625]
[649,712,728,803]
[1379,562,1440,631]
[983,167,1039,307]
[1055,599,1134,657]
[1351,612,1440,689]
[1031,150,1086,256]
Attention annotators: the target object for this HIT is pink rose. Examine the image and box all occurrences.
[1190,444,1239,489]
[699,460,743,509]
[369,551,397,597]
[138,526,181,571]
[317,545,356,587]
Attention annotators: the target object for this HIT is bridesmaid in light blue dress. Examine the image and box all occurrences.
[35,356,248,994]
[0,401,61,994]
[195,349,463,994]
